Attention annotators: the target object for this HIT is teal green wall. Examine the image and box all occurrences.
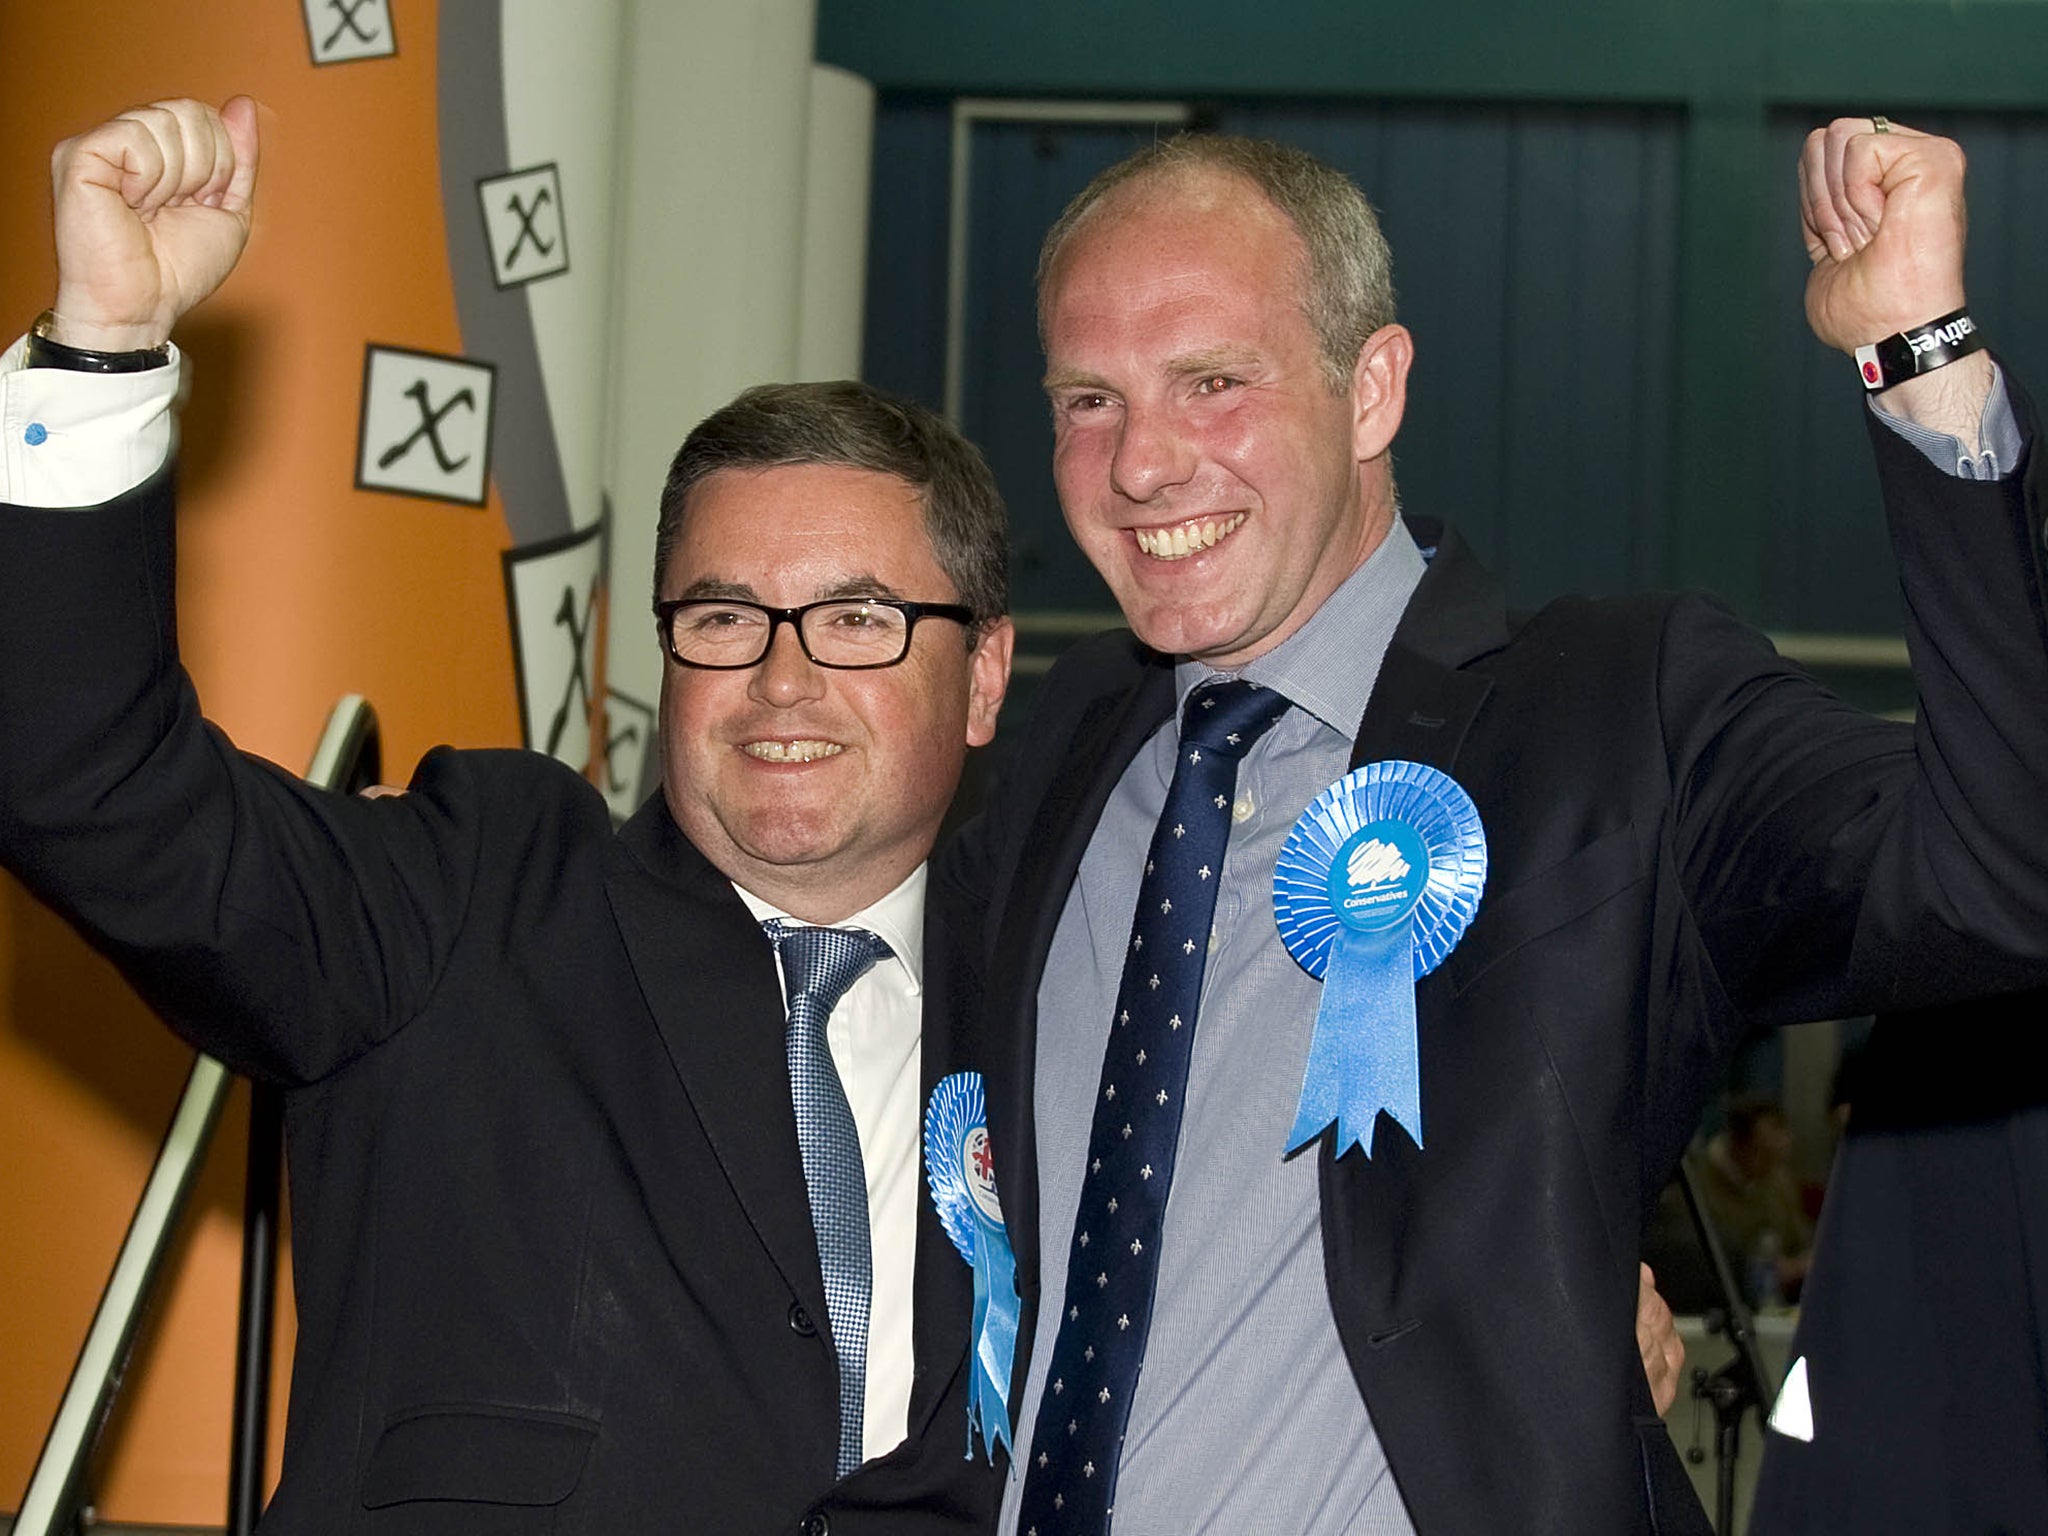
[816,1,2048,106]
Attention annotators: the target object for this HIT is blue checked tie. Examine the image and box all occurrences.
[1016,679,1289,1535]
[762,918,893,1479]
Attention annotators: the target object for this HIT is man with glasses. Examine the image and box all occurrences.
[0,99,1011,1534]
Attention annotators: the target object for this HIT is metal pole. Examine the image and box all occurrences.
[222,694,379,1531]
[226,1083,283,1536]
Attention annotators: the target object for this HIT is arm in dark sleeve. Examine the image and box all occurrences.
[1666,375,2048,1023]
[0,470,481,1083]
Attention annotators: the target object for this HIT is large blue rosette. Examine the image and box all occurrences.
[924,1071,1017,1464]
[1273,760,1486,1158]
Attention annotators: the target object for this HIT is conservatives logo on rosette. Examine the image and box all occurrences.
[1273,760,1486,1158]
[924,1072,1016,1463]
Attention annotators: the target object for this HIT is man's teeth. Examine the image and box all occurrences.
[743,740,844,763]
[1133,513,1245,560]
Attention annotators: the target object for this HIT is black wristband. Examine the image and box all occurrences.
[24,310,171,374]
[1854,308,1985,393]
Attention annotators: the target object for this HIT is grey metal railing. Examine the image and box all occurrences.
[13,696,381,1536]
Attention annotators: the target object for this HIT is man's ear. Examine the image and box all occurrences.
[965,617,1014,748]
[1351,323,1413,464]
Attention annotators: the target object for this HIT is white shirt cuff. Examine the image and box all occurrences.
[0,333,182,507]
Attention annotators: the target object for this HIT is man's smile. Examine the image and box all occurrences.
[1132,512,1245,561]
[741,738,846,763]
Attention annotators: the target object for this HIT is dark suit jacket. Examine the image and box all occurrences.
[1751,992,2048,1535]
[942,403,2048,1534]
[0,471,997,1536]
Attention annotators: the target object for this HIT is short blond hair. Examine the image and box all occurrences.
[1036,134,1397,393]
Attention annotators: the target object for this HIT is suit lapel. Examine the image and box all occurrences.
[607,800,832,1330]
[907,889,971,1440]
[1317,522,1510,1273]
[1349,642,1494,775]
[1349,522,1507,775]
[987,657,1175,1398]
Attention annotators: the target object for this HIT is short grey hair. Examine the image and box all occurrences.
[1036,134,1397,393]
[654,380,1009,630]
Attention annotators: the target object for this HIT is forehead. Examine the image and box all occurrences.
[663,462,944,597]
[1044,171,1311,357]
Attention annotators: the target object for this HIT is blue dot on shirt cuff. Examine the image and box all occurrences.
[24,422,48,446]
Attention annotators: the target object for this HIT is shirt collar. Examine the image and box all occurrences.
[732,863,927,994]
[1172,515,1426,736]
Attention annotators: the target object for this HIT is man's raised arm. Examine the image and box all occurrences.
[0,98,473,1086]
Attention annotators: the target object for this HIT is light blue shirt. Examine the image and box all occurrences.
[1002,521,1428,1536]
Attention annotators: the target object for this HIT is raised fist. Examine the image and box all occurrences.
[1799,117,1967,355]
[47,96,259,352]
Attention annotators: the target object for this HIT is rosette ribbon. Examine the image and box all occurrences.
[1273,760,1486,1158]
[924,1071,1017,1463]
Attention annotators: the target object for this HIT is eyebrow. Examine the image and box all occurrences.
[1169,347,1262,378]
[1042,366,1108,394]
[670,574,909,603]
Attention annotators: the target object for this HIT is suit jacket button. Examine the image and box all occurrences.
[800,1514,830,1536]
[788,1302,818,1337]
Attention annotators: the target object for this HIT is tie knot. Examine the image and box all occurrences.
[762,920,893,1016]
[1179,679,1288,757]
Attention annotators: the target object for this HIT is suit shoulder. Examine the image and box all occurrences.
[1507,586,1694,638]
[1040,627,1155,694]
[1500,587,1767,676]
[1027,627,1160,733]
[405,746,615,841]
[1006,627,1165,774]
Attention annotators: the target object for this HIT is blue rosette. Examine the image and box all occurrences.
[1273,760,1486,1158]
[924,1071,1017,1464]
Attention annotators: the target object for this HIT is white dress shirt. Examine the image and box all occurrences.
[735,868,927,1465]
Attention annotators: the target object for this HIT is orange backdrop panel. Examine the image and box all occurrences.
[1,0,530,1522]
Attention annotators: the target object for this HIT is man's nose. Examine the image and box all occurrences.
[1109,401,1196,503]
[747,620,829,707]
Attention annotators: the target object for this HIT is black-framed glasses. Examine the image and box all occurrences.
[654,596,977,670]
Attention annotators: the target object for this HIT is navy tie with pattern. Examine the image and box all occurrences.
[762,918,893,1479]
[1016,679,1289,1535]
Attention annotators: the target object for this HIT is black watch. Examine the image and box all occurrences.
[25,310,171,374]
